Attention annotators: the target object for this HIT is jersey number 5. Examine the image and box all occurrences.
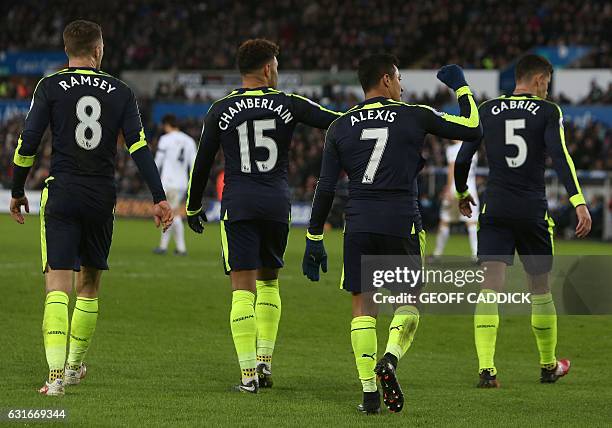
[361,127,389,184]
[237,119,278,173]
[505,119,527,168]
[75,96,102,150]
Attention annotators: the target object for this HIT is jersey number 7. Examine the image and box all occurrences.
[361,127,389,184]
[237,119,278,173]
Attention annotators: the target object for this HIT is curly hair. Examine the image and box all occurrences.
[236,39,279,74]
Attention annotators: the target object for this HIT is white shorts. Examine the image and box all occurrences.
[165,188,186,210]
[439,194,480,223]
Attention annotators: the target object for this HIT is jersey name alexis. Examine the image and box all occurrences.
[350,109,397,126]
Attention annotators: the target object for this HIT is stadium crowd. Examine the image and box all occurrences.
[2,0,610,72]
[1,84,610,237]
[1,92,610,200]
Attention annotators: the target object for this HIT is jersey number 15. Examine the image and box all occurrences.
[237,119,278,173]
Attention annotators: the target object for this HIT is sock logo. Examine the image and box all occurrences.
[232,314,255,323]
[70,334,87,342]
[46,330,66,335]
[532,326,551,331]
[476,324,496,329]
[257,302,279,309]
[390,325,402,331]
[361,353,376,360]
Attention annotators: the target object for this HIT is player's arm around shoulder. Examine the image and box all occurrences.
[544,102,591,238]
[288,93,343,129]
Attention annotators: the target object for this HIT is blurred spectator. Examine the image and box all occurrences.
[1,0,609,73]
[2,91,610,199]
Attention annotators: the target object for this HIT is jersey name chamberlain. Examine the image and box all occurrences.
[218,97,293,130]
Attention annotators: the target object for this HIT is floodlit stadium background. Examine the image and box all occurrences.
[1,2,612,426]
[1,0,610,239]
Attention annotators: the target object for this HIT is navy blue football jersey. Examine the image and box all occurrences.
[13,67,147,179]
[186,87,341,223]
[455,94,585,219]
[11,66,166,203]
[308,89,482,238]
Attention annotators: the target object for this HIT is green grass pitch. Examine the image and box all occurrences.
[1,214,611,427]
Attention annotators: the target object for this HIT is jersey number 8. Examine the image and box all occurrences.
[75,95,102,150]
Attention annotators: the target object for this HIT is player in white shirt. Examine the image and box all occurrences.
[433,140,479,259]
[153,114,197,255]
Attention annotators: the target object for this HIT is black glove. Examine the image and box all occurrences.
[302,237,328,281]
[187,209,207,234]
[437,64,468,91]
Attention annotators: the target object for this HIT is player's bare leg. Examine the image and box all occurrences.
[172,209,187,256]
[254,267,280,388]
[466,220,478,261]
[475,261,505,388]
[65,267,101,385]
[154,220,173,255]
[230,270,259,393]
[40,268,73,396]
[432,219,450,261]
[526,273,569,383]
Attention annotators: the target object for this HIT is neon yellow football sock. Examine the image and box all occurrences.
[351,316,377,392]
[67,297,98,370]
[474,289,499,375]
[255,279,281,370]
[531,292,557,369]
[384,305,420,361]
[230,290,257,383]
[43,291,69,382]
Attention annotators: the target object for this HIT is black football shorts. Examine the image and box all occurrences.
[40,175,115,272]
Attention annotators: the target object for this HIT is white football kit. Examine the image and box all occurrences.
[154,130,197,254]
[440,142,480,223]
[155,130,197,209]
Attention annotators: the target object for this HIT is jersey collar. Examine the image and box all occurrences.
[358,96,389,105]
[234,86,273,93]
[507,93,536,98]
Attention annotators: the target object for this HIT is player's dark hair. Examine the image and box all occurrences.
[162,114,177,128]
[358,54,400,92]
[236,39,279,74]
[63,20,103,58]
[515,54,553,82]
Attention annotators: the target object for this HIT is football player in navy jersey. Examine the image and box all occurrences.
[303,54,482,413]
[455,54,591,388]
[9,20,173,395]
[186,39,341,393]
